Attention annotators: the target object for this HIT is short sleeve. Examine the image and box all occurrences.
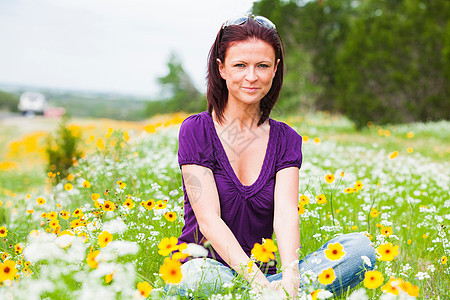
[275,123,303,173]
[178,113,214,170]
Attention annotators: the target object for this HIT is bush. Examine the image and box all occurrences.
[0,90,19,112]
[45,115,83,182]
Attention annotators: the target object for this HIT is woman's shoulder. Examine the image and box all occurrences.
[180,111,211,132]
[270,118,302,139]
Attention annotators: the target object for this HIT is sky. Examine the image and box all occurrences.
[0,0,255,97]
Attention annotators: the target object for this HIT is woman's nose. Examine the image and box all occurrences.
[245,67,258,82]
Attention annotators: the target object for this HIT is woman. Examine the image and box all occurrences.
[169,14,376,299]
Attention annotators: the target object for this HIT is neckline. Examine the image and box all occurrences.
[204,111,274,190]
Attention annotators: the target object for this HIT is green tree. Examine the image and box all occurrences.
[146,53,206,116]
[0,90,19,112]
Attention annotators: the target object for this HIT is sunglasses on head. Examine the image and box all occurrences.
[222,14,276,30]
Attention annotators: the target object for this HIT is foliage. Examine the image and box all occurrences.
[146,53,206,116]
[0,90,19,112]
[253,0,450,128]
[45,115,83,181]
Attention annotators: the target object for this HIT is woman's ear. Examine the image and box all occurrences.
[273,59,280,79]
[216,58,225,79]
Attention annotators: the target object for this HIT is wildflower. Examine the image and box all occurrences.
[82,180,91,188]
[27,209,34,214]
[72,208,84,218]
[0,226,7,237]
[422,234,428,239]
[400,281,419,297]
[159,257,182,284]
[64,183,73,191]
[47,172,56,178]
[406,131,414,138]
[377,243,399,261]
[158,236,179,256]
[299,195,310,205]
[247,260,254,273]
[14,243,23,254]
[251,239,278,263]
[48,219,60,229]
[98,231,113,248]
[86,250,100,268]
[164,211,177,222]
[105,273,114,284]
[361,255,372,267]
[354,180,363,191]
[155,200,167,209]
[325,174,335,184]
[302,136,309,143]
[314,137,321,144]
[91,193,100,201]
[316,194,327,204]
[363,270,383,289]
[123,198,135,209]
[318,267,336,285]
[137,281,152,297]
[370,208,379,218]
[441,256,447,265]
[298,204,305,215]
[407,147,413,153]
[0,260,18,283]
[340,172,344,177]
[380,226,393,237]
[124,131,130,142]
[96,138,105,150]
[389,151,399,159]
[324,243,346,261]
[70,219,82,229]
[36,197,46,205]
[102,200,115,212]
[60,210,70,220]
[344,187,355,193]
[381,277,403,295]
[142,199,156,210]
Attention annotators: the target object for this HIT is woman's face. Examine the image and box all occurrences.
[217,39,279,108]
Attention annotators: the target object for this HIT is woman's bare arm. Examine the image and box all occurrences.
[273,166,301,298]
[181,164,270,289]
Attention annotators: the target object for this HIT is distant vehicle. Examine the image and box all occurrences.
[18,92,47,115]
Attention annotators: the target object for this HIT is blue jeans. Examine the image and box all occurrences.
[165,232,376,298]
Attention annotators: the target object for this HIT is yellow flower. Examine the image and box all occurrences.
[0,226,7,237]
[407,147,413,153]
[324,242,346,261]
[298,204,306,215]
[60,210,70,220]
[72,208,84,218]
[363,270,384,289]
[27,209,34,214]
[124,131,130,142]
[406,131,414,139]
[164,211,177,222]
[48,219,60,229]
[98,231,113,248]
[381,277,403,295]
[316,194,327,204]
[105,272,114,284]
[96,138,105,150]
[102,200,115,212]
[137,281,153,297]
[251,238,278,263]
[159,257,182,284]
[302,136,309,143]
[389,151,399,159]
[123,198,135,209]
[158,236,179,256]
[344,187,355,193]
[64,183,73,191]
[377,243,399,261]
[325,174,335,184]
[247,260,254,273]
[91,193,100,201]
[423,234,428,239]
[318,267,336,285]
[370,208,380,217]
[86,250,100,268]
[314,137,321,144]
[354,180,363,191]
[441,256,448,265]
[340,172,345,177]
[299,195,310,205]
[400,281,419,297]
[82,180,91,188]
[67,174,75,181]
[37,197,46,205]
[0,260,18,283]
[380,226,393,237]
[14,243,23,254]
[155,200,167,210]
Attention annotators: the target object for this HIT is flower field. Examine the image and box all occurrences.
[0,112,449,299]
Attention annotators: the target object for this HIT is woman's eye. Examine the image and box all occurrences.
[234,64,245,68]
[258,64,270,68]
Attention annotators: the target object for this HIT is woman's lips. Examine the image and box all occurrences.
[242,87,259,92]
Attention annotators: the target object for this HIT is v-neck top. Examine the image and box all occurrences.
[177,111,303,274]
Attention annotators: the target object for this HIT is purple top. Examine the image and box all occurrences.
[177,111,302,274]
